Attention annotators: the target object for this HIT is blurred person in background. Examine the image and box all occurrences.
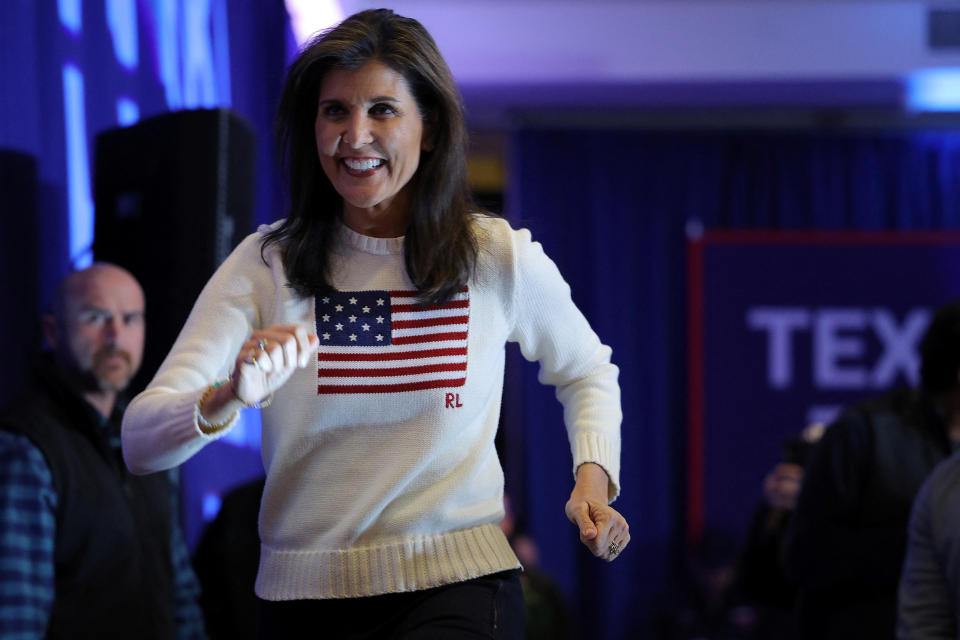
[193,476,265,640]
[785,299,960,640]
[731,423,824,639]
[898,448,960,637]
[0,263,205,639]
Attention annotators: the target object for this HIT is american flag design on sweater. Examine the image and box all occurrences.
[315,288,469,394]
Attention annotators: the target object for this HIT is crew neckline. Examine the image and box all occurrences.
[339,224,405,255]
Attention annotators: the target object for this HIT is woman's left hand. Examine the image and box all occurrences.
[565,462,630,562]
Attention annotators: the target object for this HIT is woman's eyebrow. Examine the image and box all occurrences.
[318,95,400,105]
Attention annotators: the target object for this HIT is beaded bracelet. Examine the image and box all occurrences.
[243,391,274,409]
[195,380,240,434]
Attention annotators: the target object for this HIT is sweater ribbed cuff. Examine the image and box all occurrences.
[572,431,620,502]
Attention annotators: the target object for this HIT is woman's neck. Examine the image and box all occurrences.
[342,194,411,238]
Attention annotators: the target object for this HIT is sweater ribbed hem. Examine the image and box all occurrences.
[254,523,521,600]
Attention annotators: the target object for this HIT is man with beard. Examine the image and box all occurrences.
[0,263,205,639]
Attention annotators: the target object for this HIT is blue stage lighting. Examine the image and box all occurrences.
[906,68,960,112]
[107,0,139,70]
[63,64,94,268]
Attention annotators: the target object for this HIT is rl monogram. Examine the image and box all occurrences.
[445,393,463,408]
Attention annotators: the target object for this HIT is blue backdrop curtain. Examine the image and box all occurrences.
[504,128,960,639]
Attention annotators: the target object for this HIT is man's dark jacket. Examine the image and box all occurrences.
[784,389,953,640]
[0,360,175,639]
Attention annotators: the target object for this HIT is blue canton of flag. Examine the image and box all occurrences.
[315,288,470,394]
[316,290,393,346]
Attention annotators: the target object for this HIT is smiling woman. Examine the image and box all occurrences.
[314,61,427,237]
[120,9,627,640]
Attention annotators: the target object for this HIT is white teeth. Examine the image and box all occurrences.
[343,158,383,171]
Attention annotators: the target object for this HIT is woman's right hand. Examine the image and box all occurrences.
[231,324,320,405]
[198,324,319,429]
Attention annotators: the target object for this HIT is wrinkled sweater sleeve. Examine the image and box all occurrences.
[499,223,622,500]
[122,232,275,474]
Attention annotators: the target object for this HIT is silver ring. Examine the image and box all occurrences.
[256,339,267,351]
[608,540,621,557]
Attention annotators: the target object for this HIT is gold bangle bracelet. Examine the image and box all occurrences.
[195,381,239,434]
[252,392,274,409]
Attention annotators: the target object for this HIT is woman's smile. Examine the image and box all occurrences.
[341,157,385,175]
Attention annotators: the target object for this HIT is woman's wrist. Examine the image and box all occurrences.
[196,380,243,433]
[572,462,611,503]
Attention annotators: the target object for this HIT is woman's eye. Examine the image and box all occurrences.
[370,103,396,116]
[321,104,346,117]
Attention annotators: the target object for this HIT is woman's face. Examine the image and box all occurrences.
[315,60,427,237]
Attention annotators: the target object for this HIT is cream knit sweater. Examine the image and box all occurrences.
[122,215,621,600]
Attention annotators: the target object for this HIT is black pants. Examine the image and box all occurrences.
[257,569,525,639]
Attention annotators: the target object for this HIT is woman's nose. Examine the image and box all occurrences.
[341,114,373,149]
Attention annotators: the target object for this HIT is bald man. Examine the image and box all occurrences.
[0,264,206,639]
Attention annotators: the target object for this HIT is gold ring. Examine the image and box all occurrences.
[608,540,621,557]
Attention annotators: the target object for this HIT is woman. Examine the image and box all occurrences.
[122,9,628,639]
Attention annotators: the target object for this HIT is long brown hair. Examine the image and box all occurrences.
[263,9,478,305]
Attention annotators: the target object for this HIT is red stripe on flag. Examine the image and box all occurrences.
[392,315,469,330]
[319,362,467,378]
[319,378,466,394]
[318,347,468,362]
[392,332,468,345]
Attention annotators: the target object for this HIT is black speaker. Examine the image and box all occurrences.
[0,150,39,406]
[93,108,256,394]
